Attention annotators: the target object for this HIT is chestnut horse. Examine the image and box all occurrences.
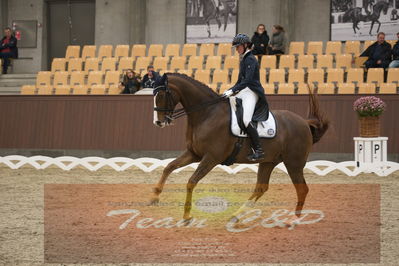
[152,73,329,223]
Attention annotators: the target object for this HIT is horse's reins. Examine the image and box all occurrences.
[153,85,226,120]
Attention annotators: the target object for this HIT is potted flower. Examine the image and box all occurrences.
[353,96,386,137]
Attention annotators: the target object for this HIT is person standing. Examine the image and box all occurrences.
[0,27,18,74]
[251,24,269,61]
[268,25,286,55]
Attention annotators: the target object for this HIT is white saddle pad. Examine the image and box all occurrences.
[229,97,276,138]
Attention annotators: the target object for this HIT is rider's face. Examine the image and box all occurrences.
[236,44,245,55]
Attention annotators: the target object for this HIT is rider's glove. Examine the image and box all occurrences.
[222,89,234,98]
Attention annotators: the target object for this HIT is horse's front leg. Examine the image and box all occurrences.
[150,150,198,204]
[369,20,375,35]
[183,155,218,220]
[353,22,357,34]
[376,20,381,34]
[206,20,211,38]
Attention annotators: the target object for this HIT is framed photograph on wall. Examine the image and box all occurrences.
[330,0,399,41]
[186,0,238,43]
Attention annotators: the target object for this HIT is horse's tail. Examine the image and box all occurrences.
[306,88,329,144]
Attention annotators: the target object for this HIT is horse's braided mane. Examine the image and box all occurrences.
[166,72,219,97]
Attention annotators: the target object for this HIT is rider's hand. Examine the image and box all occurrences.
[222,89,234,98]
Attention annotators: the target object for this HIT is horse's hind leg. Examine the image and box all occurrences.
[285,164,309,218]
[150,150,198,204]
[369,21,375,35]
[376,20,381,34]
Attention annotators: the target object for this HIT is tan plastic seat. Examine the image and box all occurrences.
[289,42,304,55]
[307,42,323,56]
[366,68,384,85]
[217,43,232,57]
[70,71,85,86]
[199,43,215,56]
[188,56,204,70]
[278,83,295,94]
[317,55,333,69]
[346,68,364,85]
[231,69,239,84]
[84,58,100,74]
[194,69,210,84]
[205,56,221,70]
[269,69,285,84]
[72,85,89,95]
[178,69,193,77]
[212,69,229,84]
[297,55,314,70]
[81,45,96,61]
[148,44,164,57]
[104,71,120,87]
[87,71,103,86]
[68,58,83,73]
[170,56,186,71]
[336,54,352,70]
[165,44,181,57]
[363,40,375,52]
[325,41,342,56]
[37,85,54,95]
[387,68,399,84]
[358,83,376,94]
[317,83,335,94]
[108,84,122,95]
[54,85,71,95]
[101,57,117,72]
[224,55,239,70]
[153,56,169,71]
[20,85,36,95]
[182,44,197,57]
[134,57,152,72]
[90,84,107,95]
[51,58,67,72]
[65,45,80,60]
[387,40,396,47]
[53,71,68,86]
[260,55,277,70]
[337,83,355,94]
[297,83,311,94]
[118,57,135,73]
[114,45,130,58]
[98,45,113,59]
[379,83,397,94]
[219,83,232,94]
[259,69,267,85]
[307,69,325,85]
[131,44,147,58]
[327,68,344,84]
[345,41,360,56]
[288,69,305,84]
[263,83,274,93]
[36,71,52,86]
[279,55,295,69]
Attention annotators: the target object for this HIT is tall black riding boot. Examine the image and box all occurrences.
[246,122,265,161]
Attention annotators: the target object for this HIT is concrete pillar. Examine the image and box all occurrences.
[278,0,295,44]
[129,0,146,44]
[1,0,8,31]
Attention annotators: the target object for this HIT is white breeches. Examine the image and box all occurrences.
[235,87,259,127]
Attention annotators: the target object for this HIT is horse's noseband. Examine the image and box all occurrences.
[153,85,176,121]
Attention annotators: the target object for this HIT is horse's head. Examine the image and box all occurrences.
[153,74,180,128]
[382,2,389,15]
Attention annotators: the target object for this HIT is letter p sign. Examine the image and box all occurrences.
[374,144,380,154]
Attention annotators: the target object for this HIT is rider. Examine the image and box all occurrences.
[222,33,270,162]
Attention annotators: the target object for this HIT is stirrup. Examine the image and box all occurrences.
[247,149,265,161]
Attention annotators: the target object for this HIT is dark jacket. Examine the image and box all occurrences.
[360,41,391,62]
[392,41,399,61]
[122,77,141,94]
[0,35,18,58]
[141,71,159,88]
[251,31,269,55]
[231,51,269,122]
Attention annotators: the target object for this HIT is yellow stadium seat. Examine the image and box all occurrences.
[325,41,342,56]
[366,68,384,85]
[387,68,399,84]
[165,44,181,57]
[53,71,68,86]
[219,83,232,94]
[199,43,215,56]
[379,83,397,94]
[84,58,100,74]
[178,69,193,77]
[336,54,352,70]
[65,45,80,60]
[317,55,333,69]
[317,83,335,94]
[205,56,221,70]
[188,56,204,70]
[288,69,305,84]
[20,85,36,95]
[358,83,376,94]
[208,83,218,92]
[118,57,135,73]
[72,85,89,95]
[98,45,113,59]
[37,85,54,95]
[279,55,295,69]
[307,42,323,56]
[345,41,360,56]
[260,55,277,70]
[101,57,117,72]
[148,44,164,57]
[108,84,122,95]
[231,69,239,84]
[269,69,285,84]
[170,56,186,71]
[182,44,197,57]
[90,84,107,95]
[363,40,375,52]
[278,83,295,94]
[224,55,239,70]
[289,42,304,55]
[87,71,103,86]
[259,69,267,85]
[194,69,210,84]
[51,58,67,72]
[81,45,96,61]
[346,68,364,85]
[36,71,52,86]
[153,56,169,71]
[135,57,152,72]
[131,44,147,58]
[54,85,71,95]
[297,83,311,94]
[212,69,229,84]
[387,40,396,47]
[217,43,232,57]
[327,68,344,84]
[337,83,355,94]
[297,55,314,70]
[68,58,83,73]
[114,45,130,58]
[70,71,85,86]
[104,71,120,87]
[263,83,274,94]
[307,69,325,85]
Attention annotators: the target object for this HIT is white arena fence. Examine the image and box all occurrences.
[1,155,398,177]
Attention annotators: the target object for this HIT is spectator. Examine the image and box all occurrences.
[251,24,269,60]
[0,27,18,74]
[268,25,286,55]
[360,32,391,69]
[141,65,159,89]
[119,69,141,94]
[389,32,399,68]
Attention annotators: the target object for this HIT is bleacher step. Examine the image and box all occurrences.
[0,86,21,95]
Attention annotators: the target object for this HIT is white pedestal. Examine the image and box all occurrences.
[354,137,388,174]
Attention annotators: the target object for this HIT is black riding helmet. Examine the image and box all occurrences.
[232,33,251,47]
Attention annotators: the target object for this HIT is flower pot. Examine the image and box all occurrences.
[359,116,380,137]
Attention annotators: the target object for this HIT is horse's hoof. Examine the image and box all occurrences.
[182,216,193,225]
[148,197,159,206]
[284,217,300,230]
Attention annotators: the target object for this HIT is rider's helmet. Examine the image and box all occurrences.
[232,33,251,47]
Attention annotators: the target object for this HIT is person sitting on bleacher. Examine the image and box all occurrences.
[360,32,391,69]
[389,32,399,68]
[119,69,141,94]
[141,65,159,89]
[0,27,18,74]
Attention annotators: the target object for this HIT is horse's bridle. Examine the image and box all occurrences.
[153,85,226,120]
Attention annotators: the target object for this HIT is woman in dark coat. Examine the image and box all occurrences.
[119,69,141,94]
[251,24,269,60]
